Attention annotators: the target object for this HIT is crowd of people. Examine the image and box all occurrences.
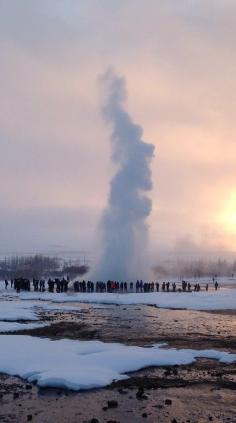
[4,277,70,293]
[3,277,219,293]
[74,279,219,293]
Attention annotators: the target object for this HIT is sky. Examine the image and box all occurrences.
[1,0,236,263]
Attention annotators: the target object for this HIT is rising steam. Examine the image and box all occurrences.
[96,69,155,281]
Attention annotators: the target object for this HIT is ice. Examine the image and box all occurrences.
[0,336,235,390]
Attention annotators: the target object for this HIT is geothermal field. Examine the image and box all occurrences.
[2,2,236,422]
[0,279,235,422]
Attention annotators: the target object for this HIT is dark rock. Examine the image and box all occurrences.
[171,419,178,423]
[89,419,99,423]
[136,387,148,400]
[13,392,19,399]
[142,413,148,418]
[208,417,213,421]
[118,388,128,394]
[165,399,172,405]
[26,384,32,390]
[107,400,118,408]
[27,415,33,421]
[102,406,108,411]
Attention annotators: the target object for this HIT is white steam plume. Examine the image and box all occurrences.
[96,69,155,281]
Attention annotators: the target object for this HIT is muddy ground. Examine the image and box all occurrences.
[0,303,236,422]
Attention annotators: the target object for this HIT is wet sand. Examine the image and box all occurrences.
[0,303,236,422]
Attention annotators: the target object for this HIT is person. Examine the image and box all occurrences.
[182,280,187,292]
[16,279,21,293]
[140,280,143,292]
[5,280,8,289]
[48,278,55,293]
[39,279,44,292]
[172,282,176,292]
[206,283,209,291]
[215,281,219,290]
[155,282,159,292]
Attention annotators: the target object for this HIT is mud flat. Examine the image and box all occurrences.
[0,303,236,422]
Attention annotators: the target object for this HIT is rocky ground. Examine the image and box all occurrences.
[0,303,235,422]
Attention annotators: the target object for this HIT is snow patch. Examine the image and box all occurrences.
[0,336,235,391]
[0,301,39,321]
[0,322,49,333]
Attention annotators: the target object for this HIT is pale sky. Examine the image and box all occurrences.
[1,0,236,262]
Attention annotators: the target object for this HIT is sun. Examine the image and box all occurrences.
[218,192,236,235]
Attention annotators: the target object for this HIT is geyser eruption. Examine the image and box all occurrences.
[96,69,155,281]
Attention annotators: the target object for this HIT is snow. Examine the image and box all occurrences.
[0,299,81,322]
[18,289,236,310]
[0,301,39,321]
[0,336,235,391]
[0,322,49,333]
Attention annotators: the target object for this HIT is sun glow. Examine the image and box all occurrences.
[218,192,236,235]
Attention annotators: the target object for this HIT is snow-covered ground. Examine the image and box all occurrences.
[16,289,236,311]
[0,301,39,321]
[0,299,80,326]
[0,277,236,311]
[0,322,49,333]
[0,336,235,391]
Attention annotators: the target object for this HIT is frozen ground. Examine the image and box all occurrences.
[0,335,235,391]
